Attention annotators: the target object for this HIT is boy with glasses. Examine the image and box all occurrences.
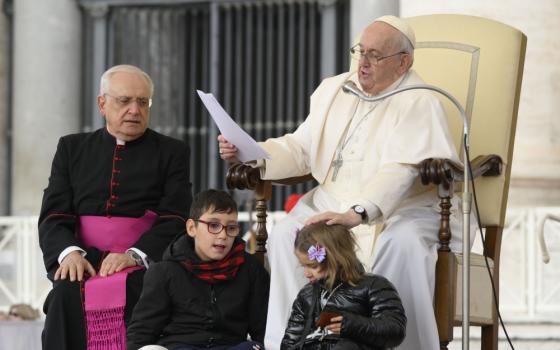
[127,189,269,350]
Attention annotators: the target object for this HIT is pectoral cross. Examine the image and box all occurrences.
[331,151,343,182]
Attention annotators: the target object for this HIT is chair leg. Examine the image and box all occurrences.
[481,323,498,350]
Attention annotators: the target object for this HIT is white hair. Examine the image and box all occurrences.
[391,31,414,69]
[99,64,154,97]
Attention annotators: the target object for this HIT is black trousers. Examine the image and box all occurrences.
[301,339,373,350]
[41,269,145,350]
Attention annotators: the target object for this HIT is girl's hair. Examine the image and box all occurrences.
[295,222,364,289]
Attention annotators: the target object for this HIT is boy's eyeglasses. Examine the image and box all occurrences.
[195,219,240,237]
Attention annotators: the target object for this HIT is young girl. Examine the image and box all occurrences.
[281,223,406,350]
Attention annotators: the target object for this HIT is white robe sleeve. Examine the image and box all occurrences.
[258,116,313,180]
[356,163,418,222]
[356,91,460,220]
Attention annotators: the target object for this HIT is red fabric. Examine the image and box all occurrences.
[284,194,304,213]
[181,242,245,283]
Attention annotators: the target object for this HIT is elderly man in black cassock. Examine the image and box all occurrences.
[38,64,193,350]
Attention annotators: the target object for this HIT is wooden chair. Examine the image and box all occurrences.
[227,14,526,350]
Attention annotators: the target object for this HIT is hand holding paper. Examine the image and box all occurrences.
[197,90,270,162]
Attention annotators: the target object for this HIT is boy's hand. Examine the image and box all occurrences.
[324,315,343,334]
[217,135,240,162]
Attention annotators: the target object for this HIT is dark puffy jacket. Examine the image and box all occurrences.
[126,234,270,350]
[281,274,406,350]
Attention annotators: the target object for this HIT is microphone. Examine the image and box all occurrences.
[342,78,474,345]
[341,81,363,97]
[342,80,469,140]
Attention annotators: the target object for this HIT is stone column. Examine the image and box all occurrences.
[350,0,399,42]
[0,0,10,215]
[11,0,81,215]
[82,3,108,131]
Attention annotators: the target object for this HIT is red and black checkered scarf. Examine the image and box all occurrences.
[181,241,245,283]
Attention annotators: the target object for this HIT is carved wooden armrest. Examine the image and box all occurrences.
[418,154,503,251]
[226,163,263,191]
[226,163,314,190]
[419,154,502,190]
[226,163,313,263]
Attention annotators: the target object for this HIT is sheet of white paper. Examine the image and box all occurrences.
[197,90,271,162]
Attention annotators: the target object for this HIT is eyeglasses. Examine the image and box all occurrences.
[195,219,240,237]
[350,44,406,65]
[104,94,153,109]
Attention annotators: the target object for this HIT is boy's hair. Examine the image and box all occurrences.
[295,222,364,290]
[189,189,238,219]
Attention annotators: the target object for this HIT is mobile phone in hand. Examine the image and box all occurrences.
[315,311,341,327]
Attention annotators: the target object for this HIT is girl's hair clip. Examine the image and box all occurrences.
[308,244,326,263]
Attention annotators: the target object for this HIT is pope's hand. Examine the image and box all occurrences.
[305,210,362,229]
[55,250,96,282]
[217,134,240,162]
[99,252,137,277]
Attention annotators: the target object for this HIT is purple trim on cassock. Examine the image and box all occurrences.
[80,210,157,350]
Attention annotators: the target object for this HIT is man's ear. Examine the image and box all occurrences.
[398,53,413,74]
[97,95,106,117]
[186,219,197,238]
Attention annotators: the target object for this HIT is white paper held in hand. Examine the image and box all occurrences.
[196,90,271,162]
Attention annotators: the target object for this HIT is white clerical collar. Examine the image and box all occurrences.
[380,71,409,95]
[106,126,126,145]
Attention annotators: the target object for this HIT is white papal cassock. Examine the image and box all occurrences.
[259,69,475,350]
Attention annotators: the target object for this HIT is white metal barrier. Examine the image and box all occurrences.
[0,216,50,313]
[0,208,559,323]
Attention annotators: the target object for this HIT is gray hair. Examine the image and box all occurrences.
[99,64,154,97]
[394,31,414,63]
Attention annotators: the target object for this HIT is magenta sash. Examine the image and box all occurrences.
[80,210,157,350]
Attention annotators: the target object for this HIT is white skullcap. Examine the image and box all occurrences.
[373,15,416,48]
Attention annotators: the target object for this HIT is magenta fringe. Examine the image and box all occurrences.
[86,306,126,350]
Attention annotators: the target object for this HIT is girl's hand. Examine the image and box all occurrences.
[324,315,343,334]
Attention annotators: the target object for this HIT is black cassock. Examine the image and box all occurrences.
[38,128,192,350]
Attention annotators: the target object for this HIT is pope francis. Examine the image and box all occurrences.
[219,15,472,350]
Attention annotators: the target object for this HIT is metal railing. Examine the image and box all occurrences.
[0,216,49,312]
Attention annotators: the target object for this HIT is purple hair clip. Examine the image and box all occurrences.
[308,244,326,263]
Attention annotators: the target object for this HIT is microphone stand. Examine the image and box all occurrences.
[343,80,472,350]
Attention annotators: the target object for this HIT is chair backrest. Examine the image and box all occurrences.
[351,14,526,227]
[409,14,526,228]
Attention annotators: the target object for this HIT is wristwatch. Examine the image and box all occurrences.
[351,205,368,224]
[126,250,144,267]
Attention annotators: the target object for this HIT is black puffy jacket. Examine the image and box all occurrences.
[126,234,270,350]
[281,274,406,350]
